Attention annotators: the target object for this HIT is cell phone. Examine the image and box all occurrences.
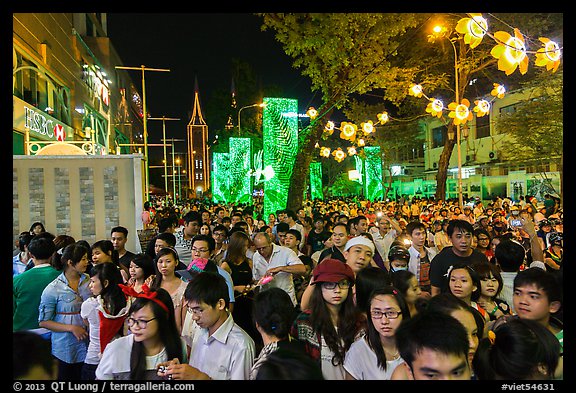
[510,219,522,227]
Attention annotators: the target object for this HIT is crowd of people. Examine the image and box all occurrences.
[13,193,563,381]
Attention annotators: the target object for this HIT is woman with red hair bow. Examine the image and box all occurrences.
[96,286,187,380]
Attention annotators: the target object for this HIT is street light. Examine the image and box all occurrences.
[149,116,180,196]
[432,25,464,210]
[115,65,170,202]
[237,103,266,135]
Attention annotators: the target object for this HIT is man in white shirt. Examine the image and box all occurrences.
[252,232,306,306]
[371,214,401,266]
[160,272,255,380]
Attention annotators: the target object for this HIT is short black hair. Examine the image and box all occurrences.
[111,226,128,237]
[191,234,216,252]
[13,331,54,379]
[286,229,302,242]
[396,310,470,370]
[156,232,177,247]
[184,272,229,309]
[275,222,290,234]
[184,211,202,225]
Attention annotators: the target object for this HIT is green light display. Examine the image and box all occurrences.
[262,97,298,218]
[310,161,323,200]
[212,152,231,204]
[364,146,383,201]
[229,137,252,204]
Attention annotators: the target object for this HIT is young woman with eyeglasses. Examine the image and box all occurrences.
[96,287,187,380]
[344,286,410,380]
[290,259,364,380]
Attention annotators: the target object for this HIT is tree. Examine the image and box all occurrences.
[494,69,563,202]
[259,13,562,208]
[258,13,426,210]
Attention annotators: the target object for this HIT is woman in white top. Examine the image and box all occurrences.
[344,286,409,380]
[81,263,129,380]
[96,287,187,380]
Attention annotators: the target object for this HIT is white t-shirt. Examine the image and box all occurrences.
[320,334,346,380]
[344,336,404,380]
[81,297,101,365]
[96,334,186,380]
[252,244,303,306]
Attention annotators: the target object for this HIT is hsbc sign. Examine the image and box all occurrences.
[13,96,72,141]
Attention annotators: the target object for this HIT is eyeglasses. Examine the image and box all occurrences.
[186,306,204,315]
[370,310,402,319]
[127,317,157,329]
[255,244,271,252]
[477,237,490,241]
[192,247,209,254]
[321,280,351,290]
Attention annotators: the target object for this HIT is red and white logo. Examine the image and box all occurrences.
[54,124,66,141]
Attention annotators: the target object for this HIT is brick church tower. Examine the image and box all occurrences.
[186,77,210,198]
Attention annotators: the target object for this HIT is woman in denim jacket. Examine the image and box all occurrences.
[39,242,92,380]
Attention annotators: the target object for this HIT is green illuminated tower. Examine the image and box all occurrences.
[229,137,252,203]
[212,152,231,203]
[310,161,323,200]
[364,146,383,201]
[262,97,298,217]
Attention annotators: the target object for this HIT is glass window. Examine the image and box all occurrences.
[475,114,490,138]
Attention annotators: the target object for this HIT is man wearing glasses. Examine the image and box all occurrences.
[252,232,307,307]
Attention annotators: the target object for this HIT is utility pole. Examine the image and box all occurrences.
[115,65,170,201]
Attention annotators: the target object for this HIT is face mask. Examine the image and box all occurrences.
[391,266,408,272]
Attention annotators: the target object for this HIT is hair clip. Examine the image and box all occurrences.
[57,247,64,255]
[392,288,398,295]
[488,330,496,345]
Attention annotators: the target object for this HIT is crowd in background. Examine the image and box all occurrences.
[13,192,563,381]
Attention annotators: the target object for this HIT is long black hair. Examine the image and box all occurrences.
[129,288,183,379]
[89,263,127,315]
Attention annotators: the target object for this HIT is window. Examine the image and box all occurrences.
[475,114,490,138]
[431,125,448,148]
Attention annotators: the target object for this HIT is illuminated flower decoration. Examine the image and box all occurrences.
[306,107,318,119]
[490,28,529,75]
[426,99,444,118]
[491,83,506,99]
[314,141,320,148]
[347,146,357,156]
[535,37,561,73]
[357,138,366,147]
[319,146,331,158]
[455,13,488,49]
[339,122,357,142]
[361,120,375,134]
[473,99,491,117]
[377,112,389,125]
[448,98,473,125]
[332,148,347,163]
[409,84,424,98]
[324,121,335,136]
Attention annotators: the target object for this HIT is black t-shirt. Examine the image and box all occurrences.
[306,230,332,253]
[318,246,346,264]
[118,250,136,270]
[429,246,489,292]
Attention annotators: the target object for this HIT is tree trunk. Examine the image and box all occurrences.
[434,124,456,202]
[286,107,334,210]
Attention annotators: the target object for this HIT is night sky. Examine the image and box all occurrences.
[106,14,315,155]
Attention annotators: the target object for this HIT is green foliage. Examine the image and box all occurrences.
[495,70,563,161]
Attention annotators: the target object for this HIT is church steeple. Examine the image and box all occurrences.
[188,76,206,126]
[186,76,210,197]
[225,77,236,131]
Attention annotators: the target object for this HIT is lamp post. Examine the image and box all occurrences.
[149,116,180,196]
[237,103,266,135]
[115,65,170,202]
[432,26,464,210]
